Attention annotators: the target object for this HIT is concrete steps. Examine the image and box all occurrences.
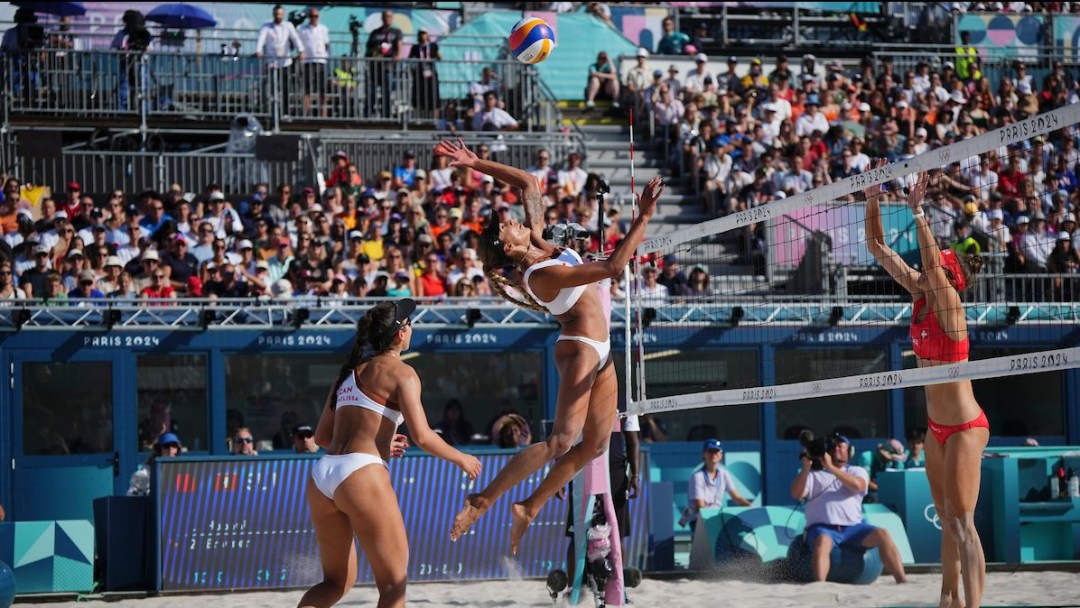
[573,120,712,237]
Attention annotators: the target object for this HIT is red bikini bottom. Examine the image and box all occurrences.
[927,409,989,445]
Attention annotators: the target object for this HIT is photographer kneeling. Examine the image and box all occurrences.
[790,433,907,584]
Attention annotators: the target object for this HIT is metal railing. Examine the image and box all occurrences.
[314,131,584,190]
[13,139,303,195]
[5,128,583,195]
[0,297,1076,331]
[2,298,1071,330]
[1,49,547,131]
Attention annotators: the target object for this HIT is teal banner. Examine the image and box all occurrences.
[439,11,637,101]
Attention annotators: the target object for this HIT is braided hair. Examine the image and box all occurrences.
[477,216,548,312]
[334,302,398,393]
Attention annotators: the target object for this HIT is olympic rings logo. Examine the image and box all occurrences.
[924,503,942,530]
[939,148,952,163]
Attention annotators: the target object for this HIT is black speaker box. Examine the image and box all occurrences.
[19,131,62,158]
[255,135,300,161]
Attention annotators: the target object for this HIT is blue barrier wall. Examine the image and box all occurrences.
[0,324,1076,524]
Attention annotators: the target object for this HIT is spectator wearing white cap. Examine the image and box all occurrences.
[203,191,244,239]
[986,208,1011,252]
[1022,210,1055,271]
[912,127,930,155]
[98,255,125,294]
[626,48,648,98]
[585,51,620,110]
[682,52,714,96]
[61,247,90,292]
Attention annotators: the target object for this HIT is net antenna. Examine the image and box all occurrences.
[628,102,1080,418]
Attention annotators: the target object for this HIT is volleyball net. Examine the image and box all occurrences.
[626,103,1080,419]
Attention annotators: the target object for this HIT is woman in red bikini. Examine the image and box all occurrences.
[865,166,987,608]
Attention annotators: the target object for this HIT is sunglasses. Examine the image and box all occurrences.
[154,274,165,279]
[235,437,254,444]
[0,271,11,276]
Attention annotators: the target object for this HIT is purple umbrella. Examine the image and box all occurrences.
[11,1,87,16]
[146,3,217,29]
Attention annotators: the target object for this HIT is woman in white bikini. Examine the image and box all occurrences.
[435,138,663,554]
[299,299,481,608]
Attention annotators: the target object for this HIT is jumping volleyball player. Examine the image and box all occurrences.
[299,300,481,608]
[434,138,664,554]
[864,166,987,608]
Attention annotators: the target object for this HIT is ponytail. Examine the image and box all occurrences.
[334,303,397,392]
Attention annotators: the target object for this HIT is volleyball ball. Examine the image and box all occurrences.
[509,17,555,64]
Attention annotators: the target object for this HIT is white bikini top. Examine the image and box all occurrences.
[523,248,586,315]
[335,372,405,427]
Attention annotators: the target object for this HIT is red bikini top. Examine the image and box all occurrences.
[910,297,969,362]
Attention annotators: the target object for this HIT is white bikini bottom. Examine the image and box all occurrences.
[557,334,611,369]
[311,452,386,500]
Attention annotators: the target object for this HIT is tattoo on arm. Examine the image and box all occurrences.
[524,190,544,226]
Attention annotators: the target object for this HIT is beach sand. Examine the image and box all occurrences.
[45,572,1080,607]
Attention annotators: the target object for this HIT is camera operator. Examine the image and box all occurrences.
[110,10,152,110]
[790,433,907,584]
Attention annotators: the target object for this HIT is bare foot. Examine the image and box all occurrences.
[450,494,487,541]
[509,502,535,556]
[939,593,964,608]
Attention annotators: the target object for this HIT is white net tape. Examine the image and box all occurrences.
[629,346,1080,416]
[639,103,1080,256]
[629,102,1080,417]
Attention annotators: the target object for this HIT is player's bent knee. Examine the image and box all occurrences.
[546,433,575,458]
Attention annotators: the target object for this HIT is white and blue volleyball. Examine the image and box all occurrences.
[509,17,555,64]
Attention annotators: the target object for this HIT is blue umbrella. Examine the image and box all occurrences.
[146,3,217,29]
[11,1,86,16]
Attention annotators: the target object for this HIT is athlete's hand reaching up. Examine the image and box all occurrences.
[434,137,478,168]
[637,176,664,218]
[907,171,929,213]
[456,453,482,481]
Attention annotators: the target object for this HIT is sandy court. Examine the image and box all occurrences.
[38,572,1080,607]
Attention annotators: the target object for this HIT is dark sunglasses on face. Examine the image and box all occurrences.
[235,437,253,444]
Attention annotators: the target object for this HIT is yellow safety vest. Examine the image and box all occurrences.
[954,46,980,81]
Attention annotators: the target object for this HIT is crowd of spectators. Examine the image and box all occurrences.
[623,19,1080,290]
[0,117,644,304]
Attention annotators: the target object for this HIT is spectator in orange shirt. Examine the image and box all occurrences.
[417,251,447,297]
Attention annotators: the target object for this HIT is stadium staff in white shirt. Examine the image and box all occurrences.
[681,439,752,532]
[791,433,907,583]
[255,5,304,116]
[297,7,330,117]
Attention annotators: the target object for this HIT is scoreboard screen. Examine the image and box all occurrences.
[156,454,647,591]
